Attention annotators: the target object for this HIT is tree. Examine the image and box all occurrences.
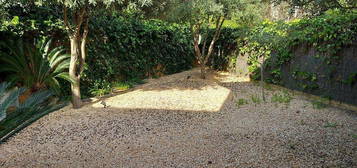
[275,0,357,15]
[167,0,242,79]
[24,0,152,108]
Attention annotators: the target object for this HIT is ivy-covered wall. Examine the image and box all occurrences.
[274,42,357,105]
[239,10,357,105]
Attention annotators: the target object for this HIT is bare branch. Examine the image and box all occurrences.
[63,6,73,35]
[74,7,87,36]
[78,16,89,77]
[204,15,226,64]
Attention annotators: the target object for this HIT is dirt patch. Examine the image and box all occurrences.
[0,69,356,167]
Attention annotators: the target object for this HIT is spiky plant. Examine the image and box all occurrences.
[0,39,71,94]
[0,82,66,142]
[0,82,24,122]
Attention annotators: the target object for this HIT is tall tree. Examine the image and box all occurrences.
[24,0,152,108]
[274,0,357,15]
[167,0,242,79]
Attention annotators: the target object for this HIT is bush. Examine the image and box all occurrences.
[1,7,195,98]
[81,15,195,97]
[206,27,247,71]
[0,38,71,95]
[0,82,66,141]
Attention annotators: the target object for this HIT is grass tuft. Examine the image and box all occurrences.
[312,100,327,109]
[323,122,338,128]
[236,98,248,108]
[251,95,261,104]
[271,91,292,104]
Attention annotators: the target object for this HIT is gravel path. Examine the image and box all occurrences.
[0,69,356,167]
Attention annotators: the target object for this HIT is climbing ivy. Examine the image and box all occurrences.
[240,9,357,89]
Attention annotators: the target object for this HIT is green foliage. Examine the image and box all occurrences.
[233,0,270,27]
[207,27,246,70]
[89,78,146,97]
[89,80,112,97]
[242,10,357,90]
[166,0,244,78]
[0,82,66,141]
[352,134,357,139]
[277,0,357,15]
[0,82,24,122]
[112,82,132,91]
[0,5,194,98]
[271,91,292,104]
[251,94,261,104]
[311,100,327,109]
[167,0,242,24]
[341,73,357,86]
[0,39,71,94]
[0,5,65,38]
[5,0,153,10]
[323,122,338,128]
[81,14,194,97]
[112,78,145,91]
[292,70,319,91]
[236,98,248,108]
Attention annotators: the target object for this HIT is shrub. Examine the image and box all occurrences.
[0,82,66,141]
[82,15,195,97]
[0,8,195,98]
[0,39,71,94]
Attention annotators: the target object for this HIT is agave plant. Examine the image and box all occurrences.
[0,39,71,94]
[0,82,66,141]
[0,82,23,122]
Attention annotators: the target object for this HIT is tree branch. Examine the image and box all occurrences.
[74,7,86,36]
[192,23,202,63]
[63,6,73,35]
[78,16,89,78]
[204,15,226,64]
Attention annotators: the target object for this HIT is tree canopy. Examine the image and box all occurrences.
[162,0,244,78]
[4,0,154,108]
[276,0,357,14]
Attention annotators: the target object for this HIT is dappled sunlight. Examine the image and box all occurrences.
[211,71,251,83]
[92,83,232,112]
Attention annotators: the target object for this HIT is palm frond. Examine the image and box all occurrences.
[0,88,26,111]
[0,82,68,142]
[50,53,70,68]
[55,72,74,83]
[18,90,52,110]
[53,61,70,73]
[41,39,52,57]
[0,38,71,94]
[0,86,26,121]
[0,82,11,97]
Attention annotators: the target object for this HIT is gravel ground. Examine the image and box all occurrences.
[0,69,356,168]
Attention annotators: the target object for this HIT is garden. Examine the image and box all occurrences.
[0,0,356,167]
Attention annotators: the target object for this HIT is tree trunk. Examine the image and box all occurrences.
[200,65,206,79]
[64,6,89,109]
[260,55,266,102]
[69,37,82,108]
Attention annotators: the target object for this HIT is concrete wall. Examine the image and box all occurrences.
[276,43,357,105]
